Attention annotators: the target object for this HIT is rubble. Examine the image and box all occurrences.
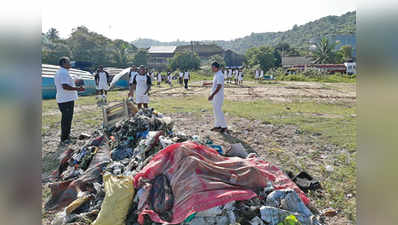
[44,108,324,225]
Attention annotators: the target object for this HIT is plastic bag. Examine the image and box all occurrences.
[92,173,135,225]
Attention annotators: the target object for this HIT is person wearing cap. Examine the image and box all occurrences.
[95,65,110,96]
[55,57,85,144]
[208,62,227,133]
[128,65,152,109]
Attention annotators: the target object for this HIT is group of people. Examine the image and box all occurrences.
[54,57,228,145]
[130,68,191,89]
[223,68,244,85]
[255,69,265,81]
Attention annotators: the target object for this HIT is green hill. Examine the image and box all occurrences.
[132,11,356,54]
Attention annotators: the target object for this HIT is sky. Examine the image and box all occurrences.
[42,0,356,42]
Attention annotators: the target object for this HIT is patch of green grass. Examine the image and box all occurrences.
[276,73,356,83]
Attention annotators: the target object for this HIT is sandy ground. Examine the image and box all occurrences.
[42,81,356,225]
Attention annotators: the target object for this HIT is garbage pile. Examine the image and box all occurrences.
[45,108,324,225]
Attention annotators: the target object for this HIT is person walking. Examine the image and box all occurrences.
[128,65,152,109]
[208,62,227,132]
[54,57,85,144]
[183,70,190,89]
[179,70,184,86]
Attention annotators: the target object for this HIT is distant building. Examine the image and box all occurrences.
[147,42,225,70]
[147,46,177,70]
[282,56,313,67]
[175,42,224,59]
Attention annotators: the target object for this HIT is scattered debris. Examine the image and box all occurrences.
[44,108,324,225]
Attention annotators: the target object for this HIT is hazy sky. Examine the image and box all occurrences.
[42,0,356,42]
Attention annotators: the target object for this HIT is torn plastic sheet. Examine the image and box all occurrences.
[134,142,309,224]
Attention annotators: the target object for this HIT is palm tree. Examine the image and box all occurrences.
[312,37,336,64]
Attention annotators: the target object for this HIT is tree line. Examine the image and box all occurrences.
[42,27,353,74]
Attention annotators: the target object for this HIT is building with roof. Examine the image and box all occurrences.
[147,46,177,70]
[147,43,225,70]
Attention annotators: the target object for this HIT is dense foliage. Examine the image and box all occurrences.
[42,26,138,70]
[168,51,201,71]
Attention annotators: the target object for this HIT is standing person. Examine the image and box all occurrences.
[260,70,264,80]
[208,62,227,132]
[95,65,110,96]
[128,65,152,109]
[157,71,162,87]
[234,69,238,84]
[184,70,190,89]
[167,71,173,87]
[128,65,138,88]
[54,57,85,144]
[223,68,228,83]
[228,68,232,84]
[238,70,244,85]
[255,69,259,81]
[179,70,184,86]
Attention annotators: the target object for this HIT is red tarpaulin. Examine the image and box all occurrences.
[134,142,309,224]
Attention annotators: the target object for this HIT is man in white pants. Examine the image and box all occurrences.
[129,65,152,109]
[208,62,227,133]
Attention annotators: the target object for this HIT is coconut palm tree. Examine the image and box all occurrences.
[312,37,336,64]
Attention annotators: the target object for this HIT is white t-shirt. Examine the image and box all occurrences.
[184,72,190,79]
[129,71,138,84]
[179,72,183,78]
[228,69,232,77]
[54,67,78,103]
[168,75,172,81]
[212,70,224,98]
[260,70,264,76]
[255,70,259,78]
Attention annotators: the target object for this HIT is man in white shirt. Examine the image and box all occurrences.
[255,70,259,81]
[208,62,227,132]
[184,70,190,89]
[260,70,264,80]
[54,57,85,144]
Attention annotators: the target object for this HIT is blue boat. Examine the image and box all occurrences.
[42,64,97,99]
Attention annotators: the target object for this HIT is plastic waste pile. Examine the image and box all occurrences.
[45,108,324,225]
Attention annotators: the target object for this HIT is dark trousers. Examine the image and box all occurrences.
[184,79,189,89]
[58,101,74,141]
